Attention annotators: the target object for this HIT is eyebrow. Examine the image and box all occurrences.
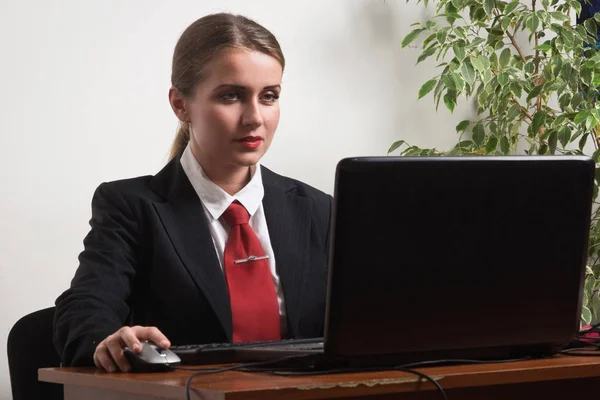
[212,84,281,92]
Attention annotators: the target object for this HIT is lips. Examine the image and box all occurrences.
[236,136,263,149]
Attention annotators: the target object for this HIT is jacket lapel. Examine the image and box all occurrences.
[148,156,232,340]
[262,167,313,338]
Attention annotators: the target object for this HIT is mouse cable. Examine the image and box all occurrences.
[172,354,446,400]
[171,355,314,400]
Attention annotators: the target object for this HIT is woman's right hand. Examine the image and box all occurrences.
[93,326,171,372]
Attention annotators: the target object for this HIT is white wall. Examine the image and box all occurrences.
[0,1,471,397]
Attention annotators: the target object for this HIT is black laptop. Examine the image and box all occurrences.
[233,156,594,366]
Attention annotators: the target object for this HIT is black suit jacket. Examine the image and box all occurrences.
[53,154,332,366]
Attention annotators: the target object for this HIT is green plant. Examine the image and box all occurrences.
[395,0,600,325]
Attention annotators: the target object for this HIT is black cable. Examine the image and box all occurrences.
[175,354,545,400]
[174,355,314,400]
[560,347,600,356]
[244,364,447,399]
[579,321,600,334]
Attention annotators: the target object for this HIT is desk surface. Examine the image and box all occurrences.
[39,355,600,400]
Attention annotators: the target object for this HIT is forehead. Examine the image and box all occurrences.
[202,48,283,89]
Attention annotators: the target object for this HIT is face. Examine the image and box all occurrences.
[171,48,283,173]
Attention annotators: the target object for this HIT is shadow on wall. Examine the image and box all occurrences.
[350,1,475,153]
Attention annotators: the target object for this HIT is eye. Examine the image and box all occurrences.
[220,92,240,101]
[261,92,280,104]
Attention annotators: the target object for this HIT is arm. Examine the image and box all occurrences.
[53,182,139,366]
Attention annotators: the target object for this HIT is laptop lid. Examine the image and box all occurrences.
[324,156,594,358]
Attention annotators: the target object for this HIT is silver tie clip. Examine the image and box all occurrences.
[234,255,269,264]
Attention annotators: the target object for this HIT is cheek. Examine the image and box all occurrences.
[264,107,281,136]
[197,106,238,134]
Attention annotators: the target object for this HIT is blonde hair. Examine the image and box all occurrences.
[168,13,285,161]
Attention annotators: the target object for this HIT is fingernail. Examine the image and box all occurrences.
[123,365,131,373]
[160,340,169,348]
[133,343,140,352]
[107,366,116,373]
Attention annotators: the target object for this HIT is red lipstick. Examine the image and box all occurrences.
[236,136,263,149]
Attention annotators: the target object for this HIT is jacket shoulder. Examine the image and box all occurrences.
[261,166,331,204]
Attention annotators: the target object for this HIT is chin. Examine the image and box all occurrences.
[232,153,263,167]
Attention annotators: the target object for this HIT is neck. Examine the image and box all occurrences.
[191,147,253,196]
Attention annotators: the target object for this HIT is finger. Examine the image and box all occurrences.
[105,334,131,372]
[93,351,102,369]
[134,326,171,348]
[94,343,117,373]
[120,326,142,353]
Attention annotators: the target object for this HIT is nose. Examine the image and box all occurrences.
[241,100,264,129]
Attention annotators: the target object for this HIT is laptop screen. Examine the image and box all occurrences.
[325,156,594,357]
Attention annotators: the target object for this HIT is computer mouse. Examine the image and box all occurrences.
[123,341,181,372]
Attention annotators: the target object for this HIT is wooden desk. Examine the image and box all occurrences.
[40,355,600,399]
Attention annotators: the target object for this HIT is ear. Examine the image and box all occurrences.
[169,86,189,123]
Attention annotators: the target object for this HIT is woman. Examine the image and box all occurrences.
[53,13,332,373]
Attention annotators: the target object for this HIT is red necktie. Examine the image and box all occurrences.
[223,201,281,342]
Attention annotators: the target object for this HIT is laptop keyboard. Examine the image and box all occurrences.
[170,337,323,365]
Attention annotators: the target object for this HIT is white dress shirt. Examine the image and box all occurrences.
[180,144,287,335]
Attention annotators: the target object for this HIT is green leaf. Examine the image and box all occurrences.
[507,103,521,119]
[587,114,597,131]
[484,0,496,16]
[453,44,466,61]
[505,1,519,14]
[471,56,485,72]
[526,85,543,102]
[452,72,466,92]
[500,136,510,154]
[501,16,512,31]
[535,42,552,52]
[532,111,547,135]
[497,72,509,86]
[485,136,498,153]
[559,93,572,111]
[571,92,584,109]
[455,140,474,150]
[499,48,511,69]
[418,79,438,99]
[574,110,591,126]
[510,82,522,98]
[526,13,540,33]
[582,305,592,325]
[593,148,600,163]
[456,120,470,132]
[548,130,558,154]
[472,123,485,146]
[444,92,457,112]
[461,61,476,86]
[570,1,581,14]
[402,28,423,48]
[582,66,594,86]
[585,18,597,37]
[417,45,438,64]
[388,140,406,154]
[558,126,571,147]
[442,74,456,90]
[580,132,589,152]
[524,61,536,75]
[437,28,448,44]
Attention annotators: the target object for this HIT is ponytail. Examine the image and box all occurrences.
[169,122,190,161]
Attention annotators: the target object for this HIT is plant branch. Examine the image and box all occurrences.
[494,9,527,63]
[512,96,534,121]
[533,0,542,112]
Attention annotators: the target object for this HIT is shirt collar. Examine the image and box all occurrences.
[180,143,264,220]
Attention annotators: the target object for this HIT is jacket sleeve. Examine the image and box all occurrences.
[53,182,139,366]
